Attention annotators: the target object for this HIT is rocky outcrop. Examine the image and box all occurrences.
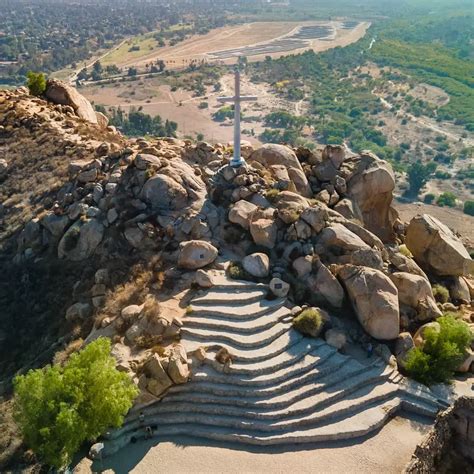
[338,265,400,340]
[405,214,474,277]
[344,151,396,242]
[249,144,312,197]
[178,240,218,269]
[308,259,344,308]
[389,272,441,322]
[228,200,257,229]
[140,160,206,212]
[45,78,98,124]
[58,218,104,261]
[249,209,278,249]
[243,252,270,278]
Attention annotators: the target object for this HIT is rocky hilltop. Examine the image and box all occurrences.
[0,83,473,464]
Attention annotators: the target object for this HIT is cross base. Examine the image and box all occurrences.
[230,156,246,167]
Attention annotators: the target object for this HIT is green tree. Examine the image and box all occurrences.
[405,315,472,385]
[437,192,457,207]
[463,200,474,216]
[26,71,46,96]
[13,338,138,468]
[406,161,437,197]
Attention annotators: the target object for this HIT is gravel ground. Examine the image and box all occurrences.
[76,414,432,474]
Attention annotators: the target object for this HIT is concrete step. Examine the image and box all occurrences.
[183,328,303,362]
[136,382,400,432]
[158,367,394,419]
[181,320,292,348]
[169,348,344,397]
[196,275,267,291]
[401,397,440,418]
[189,297,286,319]
[165,359,370,406]
[103,399,402,450]
[185,341,335,386]
[192,288,269,305]
[202,338,324,375]
[183,306,293,333]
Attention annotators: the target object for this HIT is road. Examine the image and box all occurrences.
[68,38,130,84]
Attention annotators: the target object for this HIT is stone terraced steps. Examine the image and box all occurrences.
[102,276,446,455]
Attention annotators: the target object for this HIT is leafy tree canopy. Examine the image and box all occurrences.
[406,160,436,197]
[26,71,47,96]
[13,337,138,468]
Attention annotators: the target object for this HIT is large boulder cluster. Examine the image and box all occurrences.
[210,142,473,362]
[4,85,474,388]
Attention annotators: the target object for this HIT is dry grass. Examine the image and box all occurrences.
[134,334,163,349]
[142,295,161,323]
[94,264,155,326]
[52,338,84,366]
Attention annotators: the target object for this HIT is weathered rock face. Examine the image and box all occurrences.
[345,152,396,242]
[389,272,441,322]
[58,218,104,261]
[338,265,400,340]
[178,240,218,269]
[318,223,370,253]
[249,210,278,249]
[243,252,270,278]
[228,200,257,230]
[167,345,190,384]
[44,78,98,124]
[144,354,173,397]
[249,144,312,197]
[308,260,344,308]
[394,332,415,368]
[276,191,309,224]
[447,277,471,304]
[405,214,474,277]
[140,160,206,212]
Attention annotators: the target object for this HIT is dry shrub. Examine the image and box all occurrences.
[151,344,167,357]
[94,264,154,326]
[94,313,109,329]
[135,333,163,349]
[114,317,133,336]
[215,347,234,365]
[142,295,161,323]
[53,338,84,365]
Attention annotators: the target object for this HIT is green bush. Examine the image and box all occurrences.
[432,284,450,303]
[293,308,323,337]
[423,193,435,204]
[463,200,474,216]
[405,315,472,385]
[437,192,457,207]
[26,71,47,96]
[13,338,138,468]
[227,262,255,282]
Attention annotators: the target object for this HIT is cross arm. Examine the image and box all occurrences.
[217,95,258,103]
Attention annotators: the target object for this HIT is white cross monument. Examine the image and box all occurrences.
[217,68,257,167]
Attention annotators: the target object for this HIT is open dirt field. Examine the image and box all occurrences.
[75,414,431,474]
[82,71,306,144]
[101,21,370,70]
